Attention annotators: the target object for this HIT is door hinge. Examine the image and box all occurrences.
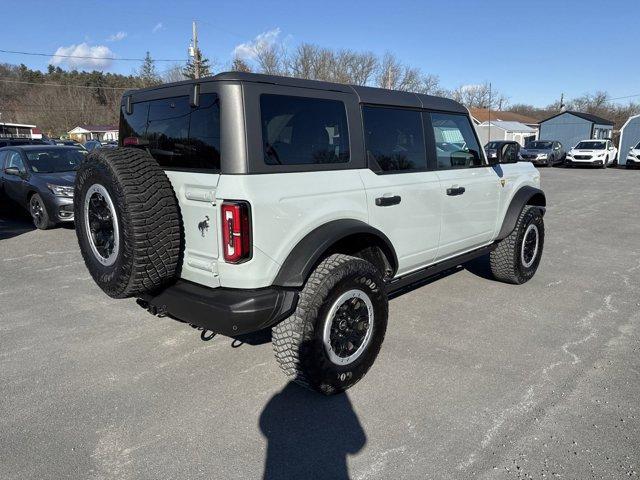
[185,188,217,205]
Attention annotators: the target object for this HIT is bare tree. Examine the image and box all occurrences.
[450,82,508,109]
[254,42,288,76]
[375,52,423,91]
[162,63,187,83]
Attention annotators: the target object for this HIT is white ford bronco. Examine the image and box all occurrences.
[74,72,545,395]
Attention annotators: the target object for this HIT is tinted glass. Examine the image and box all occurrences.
[188,93,221,169]
[430,113,483,169]
[261,94,349,165]
[0,151,6,168]
[146,96,191,166]
[25,148,84,173]
[363,106,426,172]
[120,94,221,170]
[120,101,149,139]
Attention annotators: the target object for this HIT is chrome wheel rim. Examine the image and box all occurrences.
[323,289,374,366]
[521,224,539,268]
[84,184,119,266]
[30,196,44,227]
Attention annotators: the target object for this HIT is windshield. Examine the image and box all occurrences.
[575,141,605,150]
[25,148,84,173]
[527,141,553,149]
[635,142,640,149]
[485,142,501,149]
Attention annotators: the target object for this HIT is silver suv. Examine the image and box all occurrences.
[74,72,546,395]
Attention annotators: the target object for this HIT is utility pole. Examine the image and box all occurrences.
[488,82,492,144]
[192,20,200,80]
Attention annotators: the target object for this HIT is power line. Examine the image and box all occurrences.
[0,48,186,62]
[0,78,133,90]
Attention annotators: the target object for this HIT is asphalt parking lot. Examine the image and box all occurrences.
[1,167,639,479]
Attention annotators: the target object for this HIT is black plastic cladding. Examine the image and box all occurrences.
[119,71,470,175]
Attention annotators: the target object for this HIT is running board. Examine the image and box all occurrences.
[385,243,498,295]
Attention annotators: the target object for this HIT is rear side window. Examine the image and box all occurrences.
[120,93,221,171]
[362,106,426,172]
[429,113,483,170]
[261,94,350,165]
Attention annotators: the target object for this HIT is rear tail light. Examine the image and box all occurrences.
[123,136,139,146]
[221,201,251,263]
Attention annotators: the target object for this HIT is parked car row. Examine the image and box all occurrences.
[484,138,627,169]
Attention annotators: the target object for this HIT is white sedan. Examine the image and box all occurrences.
[565,139,617,168]
[625,141,640,169]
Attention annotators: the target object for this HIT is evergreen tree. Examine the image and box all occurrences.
[182,48,212,79]
[138,51,160,86]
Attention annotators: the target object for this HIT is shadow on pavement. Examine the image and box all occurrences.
[463,254,495,281]
[259,381,366,480]
[0,204,35,241]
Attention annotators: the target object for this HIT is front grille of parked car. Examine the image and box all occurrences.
[522,154,536,159]
[574,155,592,160]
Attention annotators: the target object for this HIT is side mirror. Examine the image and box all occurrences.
[487,156,499,166]
[4,167,21,176]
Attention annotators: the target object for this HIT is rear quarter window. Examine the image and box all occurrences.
[260,94,350,166]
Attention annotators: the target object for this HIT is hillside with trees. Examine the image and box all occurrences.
[0,42,638,137]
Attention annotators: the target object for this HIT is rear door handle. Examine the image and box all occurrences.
[446,186,466,196]
[375,195,401,207]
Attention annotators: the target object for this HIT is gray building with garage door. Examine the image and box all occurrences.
[538,111,613,150]
[618,114,640,166]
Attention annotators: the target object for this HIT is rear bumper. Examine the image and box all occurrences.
[138,280,299,336]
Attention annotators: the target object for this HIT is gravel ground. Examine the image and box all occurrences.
[1,167,639,479]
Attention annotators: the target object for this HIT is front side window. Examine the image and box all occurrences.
[261,94,350,166]
[6,152,26,172]
[430,113,483,169]
[362,106,426,172]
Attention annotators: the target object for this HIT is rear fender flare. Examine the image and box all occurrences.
[272,219,398,288]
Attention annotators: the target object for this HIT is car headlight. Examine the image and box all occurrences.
[47,184,74,197]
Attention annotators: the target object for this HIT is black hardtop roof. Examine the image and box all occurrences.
[123,71,467,113]
[540,110,614,126]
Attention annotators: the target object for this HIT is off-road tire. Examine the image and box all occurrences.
[489,205,544,284]
[272,254,388,395]
[74,148,182,299]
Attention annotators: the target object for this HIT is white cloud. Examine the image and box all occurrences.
[233,28,281,60]
[107,31,127,42]
[49,43,115,70]
[152,22,163,33]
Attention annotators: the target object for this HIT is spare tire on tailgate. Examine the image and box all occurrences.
[74,147,182,299]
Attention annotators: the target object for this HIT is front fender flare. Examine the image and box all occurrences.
[272,219,398,288]
[496,186,546,240]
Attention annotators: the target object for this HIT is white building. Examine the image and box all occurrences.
[0,122,38,139]
[475,120,537,146]
[68,125,119,143]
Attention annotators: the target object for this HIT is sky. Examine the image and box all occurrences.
[1,0,639,107]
